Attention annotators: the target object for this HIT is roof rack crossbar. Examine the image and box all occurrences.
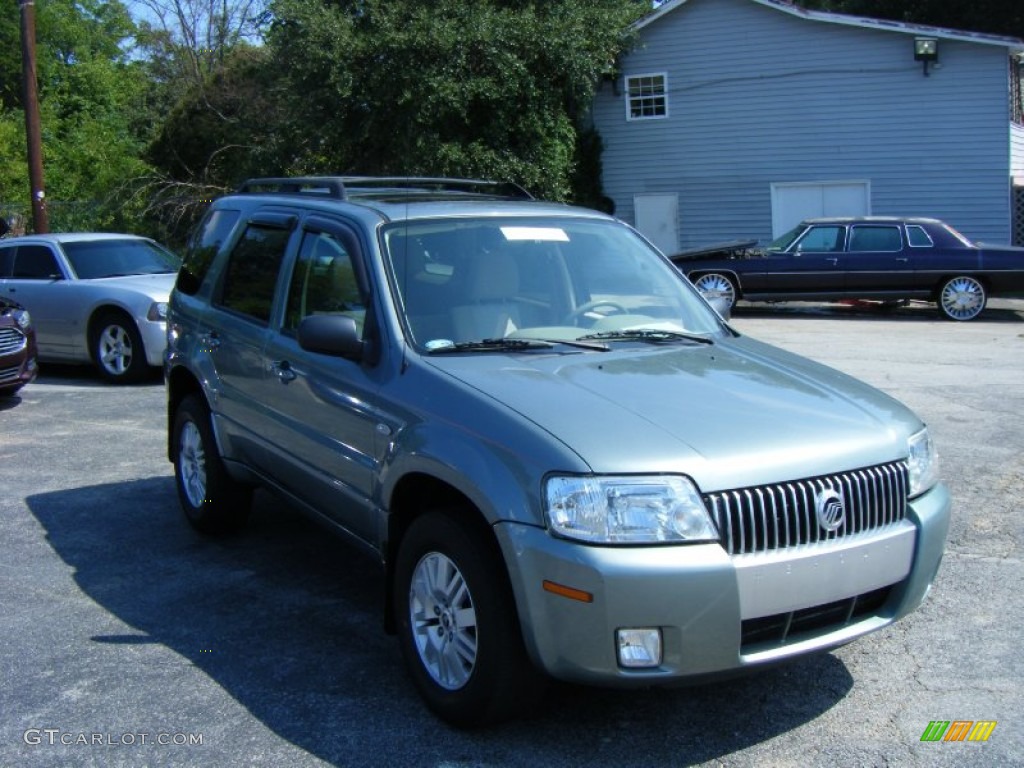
[235,176,533,200]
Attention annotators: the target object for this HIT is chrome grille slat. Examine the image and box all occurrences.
[0,327,27,356]
[707,461,909,556]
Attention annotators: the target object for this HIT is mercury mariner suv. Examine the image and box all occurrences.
[165,176,950,727]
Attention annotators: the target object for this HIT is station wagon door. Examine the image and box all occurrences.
[758,224,846,295]
[842,224,912,295]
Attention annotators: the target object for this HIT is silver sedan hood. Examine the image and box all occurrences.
[91,273,177,301]
[428,336,918,492]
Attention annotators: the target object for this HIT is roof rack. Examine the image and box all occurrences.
[235,176,534,201]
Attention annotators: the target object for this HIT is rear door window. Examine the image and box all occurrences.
[216,220,293,324]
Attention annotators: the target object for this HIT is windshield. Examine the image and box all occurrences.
[63,239,181,279]
[383,215,724,351]
[767,224,807,252]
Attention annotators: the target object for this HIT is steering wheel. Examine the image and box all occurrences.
[564,300,629,324]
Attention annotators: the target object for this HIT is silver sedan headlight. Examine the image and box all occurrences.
[545,475,718,544]
[147,301,169,321]
[908,428,940,498]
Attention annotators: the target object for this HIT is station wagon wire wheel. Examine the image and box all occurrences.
[692,272,737,310]
[938,276,986,321]
[409,551,478,690]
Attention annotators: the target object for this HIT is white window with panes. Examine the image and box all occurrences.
[625,73,668,121]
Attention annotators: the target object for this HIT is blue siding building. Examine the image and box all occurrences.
[590,0,1024,252]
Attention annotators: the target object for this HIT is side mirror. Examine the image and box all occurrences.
[707,296,732,321]
[297,315,364,360]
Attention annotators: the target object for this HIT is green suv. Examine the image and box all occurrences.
[165,177,950,727]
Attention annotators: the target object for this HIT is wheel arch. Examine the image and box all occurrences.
[383,472,505,634]
[165,365,207,462]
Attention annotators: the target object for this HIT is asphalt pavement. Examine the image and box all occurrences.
[1,298,1021,767]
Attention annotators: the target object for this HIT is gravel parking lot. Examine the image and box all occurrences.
[2,298,1021,767]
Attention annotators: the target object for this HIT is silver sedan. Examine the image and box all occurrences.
[0,233,180,382]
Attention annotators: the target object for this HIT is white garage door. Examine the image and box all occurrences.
[771,181,871,238]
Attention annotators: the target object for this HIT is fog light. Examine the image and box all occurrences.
[616,628,662,668]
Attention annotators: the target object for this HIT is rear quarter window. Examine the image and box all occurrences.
[177,208,242,295]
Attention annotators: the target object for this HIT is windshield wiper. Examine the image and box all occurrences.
[577,329,714,345]
[427,338,555,354]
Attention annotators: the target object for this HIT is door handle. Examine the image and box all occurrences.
[272,360,297,383]
[826,257,838,266]
[200,332,221,352]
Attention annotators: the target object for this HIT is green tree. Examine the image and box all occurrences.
[264,0,649,203]
[1,0,154,231]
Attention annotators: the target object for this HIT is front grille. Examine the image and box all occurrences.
[0,364,22,383]
[741,586,892,649]
[706,461,908,555]
[0,327,26,356]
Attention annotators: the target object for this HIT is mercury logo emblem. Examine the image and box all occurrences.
[815,488,846,532]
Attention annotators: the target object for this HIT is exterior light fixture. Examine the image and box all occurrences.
[914,37,939,76]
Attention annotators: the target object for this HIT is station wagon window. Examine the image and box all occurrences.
[217,222,291,323]
[626,74,668,120]
[849,226,902,252]
[906,225,934,247]
[794,226,844,252]
[284,230,365,336]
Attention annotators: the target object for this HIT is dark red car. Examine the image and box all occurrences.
[0,295,37,396]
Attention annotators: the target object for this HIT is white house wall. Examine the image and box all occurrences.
[592,0,1016,248]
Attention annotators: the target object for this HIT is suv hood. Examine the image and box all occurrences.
[426,337,916,492]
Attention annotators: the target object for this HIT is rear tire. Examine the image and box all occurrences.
[937,276,986,321]
[172,394,252,534]
[394,511,546,727]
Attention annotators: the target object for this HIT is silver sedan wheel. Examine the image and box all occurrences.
[409,551,478,691]
[178,420,208,509]
[693,273,737,309]
[97,323,135,376]
[939,276,986,321]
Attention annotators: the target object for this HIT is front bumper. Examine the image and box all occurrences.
[497,482,950,686]
[139,319,168,367]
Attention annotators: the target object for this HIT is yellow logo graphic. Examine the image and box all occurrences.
[920,720,997,742]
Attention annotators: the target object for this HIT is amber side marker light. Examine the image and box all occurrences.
[542,580,594,603]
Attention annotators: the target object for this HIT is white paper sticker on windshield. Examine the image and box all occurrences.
[500,226,569,242]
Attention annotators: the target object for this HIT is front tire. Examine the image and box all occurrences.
[937,276,986,321]
[172,395,252,534]
[92,311,148,383]
[394,511,545,727]
[691,272,738,311]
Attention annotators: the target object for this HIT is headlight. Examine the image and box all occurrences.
[908,428,940,498]
[545,475,718,544]
[147,301,168,321]
[11,308,31,329]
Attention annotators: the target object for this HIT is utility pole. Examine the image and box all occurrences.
[19,0,49,234]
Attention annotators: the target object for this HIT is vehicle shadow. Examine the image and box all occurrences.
[26,478,854,767]
[31,362,164,387]
[733,298,1024,323]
